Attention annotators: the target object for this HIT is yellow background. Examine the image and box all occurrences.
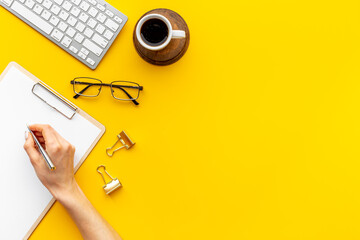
[2,0,360,239]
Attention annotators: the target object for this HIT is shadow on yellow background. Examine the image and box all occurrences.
[2,0,360,239]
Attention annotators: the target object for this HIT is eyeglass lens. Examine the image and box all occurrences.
[73,78,102,97]
[111,81,140,100]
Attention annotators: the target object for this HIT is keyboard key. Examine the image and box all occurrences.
[59,10,69,20]
[88,0,96,5]
[11,1,53,34]
[96,3,105,11]
[92,33,108,48]
[79,12,89,22]
[62,0,71,11]
[70,0,80,5]
[87,18,97,28]
[104,29,113,40]
[95,24,105,34]
[114,16,122,23]
[70,6,80,17]
[74,33,84,43]
[96,12,106,23]
[49,15,59,26]
[81,47,89,55]
[84,27,93,38]
[50,4,60,15]
[51,29,63,41]
[61,36,72,47]
[88,7,98,17]
[83,39,102,56]
[25,0,35,9]
[105,10,113,18]
[58,21,68,31]
[67,15,77,26]
[66,26,76,37]
[54,0,63,5]
[86,58,95,66]
[1,0,13,6]
[78,51,86,59]
[105,19,118,32]
[33,4,43,14]
[75,22,85,32]
[79,1,89,11]
[41,9,51,20]
[69,45,78,53]
[42,0,51,9]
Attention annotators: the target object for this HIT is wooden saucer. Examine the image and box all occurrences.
[133,9,190,66]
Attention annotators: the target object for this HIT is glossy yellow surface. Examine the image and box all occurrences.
[2,0,360,239]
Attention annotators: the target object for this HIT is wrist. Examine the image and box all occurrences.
[53,180,80,204]
[55,181,91,214]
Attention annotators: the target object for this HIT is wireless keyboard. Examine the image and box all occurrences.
[0,0,127,69]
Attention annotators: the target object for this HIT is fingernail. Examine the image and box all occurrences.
[25,131,29,140]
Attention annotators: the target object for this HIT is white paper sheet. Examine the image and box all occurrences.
[0,64,102,239]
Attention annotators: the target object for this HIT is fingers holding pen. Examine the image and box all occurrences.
[33,133,45,144]
[26,129,46,149]
[30,124,75,158]
[24,132,42,166]
[30,124,65,151]
[29,124,60,145]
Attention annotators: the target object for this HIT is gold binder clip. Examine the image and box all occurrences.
[97,165,122,195]
[106,131,135,157]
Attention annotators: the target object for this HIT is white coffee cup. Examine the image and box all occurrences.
[136,13,186,51]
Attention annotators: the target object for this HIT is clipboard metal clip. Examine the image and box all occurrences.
[32,82,78,120]
[97,165,122,195]
[106,131,135,157]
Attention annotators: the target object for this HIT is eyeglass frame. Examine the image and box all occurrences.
[70,77,144,106]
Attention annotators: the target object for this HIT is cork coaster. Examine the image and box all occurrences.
[133,8,190,66]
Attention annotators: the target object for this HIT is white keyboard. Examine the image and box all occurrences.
[0,0,127,69]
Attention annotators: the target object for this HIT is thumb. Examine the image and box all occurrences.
[24,132,42,166]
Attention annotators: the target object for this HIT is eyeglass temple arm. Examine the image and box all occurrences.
[112,86,139,105]
[73,84,94,99]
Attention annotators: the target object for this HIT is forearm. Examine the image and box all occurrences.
[56,182,122,240]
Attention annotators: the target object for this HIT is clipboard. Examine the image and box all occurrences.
[0,62,105,239]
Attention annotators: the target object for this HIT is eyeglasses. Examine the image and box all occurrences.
[71,77,143,105]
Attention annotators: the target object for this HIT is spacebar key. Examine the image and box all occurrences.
[11,1,53,35]
[83,39,103,57]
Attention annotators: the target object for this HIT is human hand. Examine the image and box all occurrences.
[24,124,77,200]
[24,125,122,240]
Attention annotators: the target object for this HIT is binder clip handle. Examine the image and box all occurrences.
[97,165,122,195]
[106,131,135,157]
[97,165,115,185]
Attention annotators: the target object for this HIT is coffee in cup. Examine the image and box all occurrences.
[136,14,186,51]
